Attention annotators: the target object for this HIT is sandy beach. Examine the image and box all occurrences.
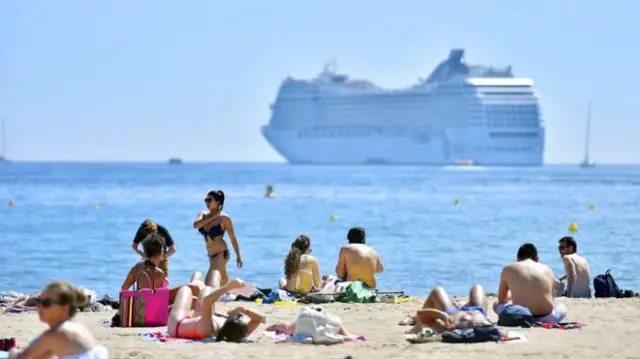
[2,297,640,359]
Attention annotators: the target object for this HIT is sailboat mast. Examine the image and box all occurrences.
[1,117,5,158]
[584,102,591,161]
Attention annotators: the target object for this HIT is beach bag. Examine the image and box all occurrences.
[593,269,622,298]
[342,281,376,303]
[294,305,344,344]
[441,325,501,343]
[119,270,169,327]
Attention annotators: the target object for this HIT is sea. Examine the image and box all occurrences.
[1,163,639,297]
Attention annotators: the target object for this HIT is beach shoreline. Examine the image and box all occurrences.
[2,297,640,359]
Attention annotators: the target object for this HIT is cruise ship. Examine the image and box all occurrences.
[261,49,545,166]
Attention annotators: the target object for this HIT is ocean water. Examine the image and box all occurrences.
[1,163,639,297]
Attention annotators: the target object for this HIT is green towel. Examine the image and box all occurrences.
[341,281,376,303]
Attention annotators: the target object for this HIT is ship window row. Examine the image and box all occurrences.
[478,147,540,152]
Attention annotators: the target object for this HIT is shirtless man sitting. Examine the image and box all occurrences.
[408,285,492,334]
[556,236,591,298]
[335,227,383,289]
[493,243,567,323]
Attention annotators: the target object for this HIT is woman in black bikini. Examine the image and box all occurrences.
[193,190,243,286]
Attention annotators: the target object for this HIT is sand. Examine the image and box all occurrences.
[2,297,640,359]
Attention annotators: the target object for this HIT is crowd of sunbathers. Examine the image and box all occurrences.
[5,189,593,358]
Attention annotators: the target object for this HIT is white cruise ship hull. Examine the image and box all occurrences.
[263,127,544,166]
[261,49,546,166]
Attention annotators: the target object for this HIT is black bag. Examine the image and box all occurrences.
[593,269,622,298]
[441,325,501,343]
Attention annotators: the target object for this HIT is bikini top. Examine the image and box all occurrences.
[199,216,225,240]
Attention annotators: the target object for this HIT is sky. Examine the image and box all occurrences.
[1,0,639,163]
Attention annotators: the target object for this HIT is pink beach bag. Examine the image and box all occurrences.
[119,270,169,327]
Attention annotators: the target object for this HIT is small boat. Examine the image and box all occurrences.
[168,157,183,165]
[580,101,595,168]
[455,158,475,166]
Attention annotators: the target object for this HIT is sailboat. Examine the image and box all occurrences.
[579,102,595,168]
[0,117,7,163]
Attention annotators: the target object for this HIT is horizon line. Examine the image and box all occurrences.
[2,160,640,166]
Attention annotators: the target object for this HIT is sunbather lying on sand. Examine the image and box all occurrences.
[167,271,265,342]
[407,285,492,334]
[265,307,353,337]
[8,281,108,359]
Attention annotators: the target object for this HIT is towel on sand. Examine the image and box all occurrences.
[138,332,256,344]
[3,306,36,313]
[535,321,585,330]
[265,331,365,344]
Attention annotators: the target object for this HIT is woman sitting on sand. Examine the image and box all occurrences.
[8,281,108,359]
[407,285,492,334]
[121,232,200,304]
[168,271,264,341]
[279,235,322,294]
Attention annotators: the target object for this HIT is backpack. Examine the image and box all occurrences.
[593,269,622,298]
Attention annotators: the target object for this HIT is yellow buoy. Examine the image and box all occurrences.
[8,199,15,207]
[93,203,100,211]
[589,204,596,210]
[568,222,579,233]
[454,198,460,206]
[330,214,338,221]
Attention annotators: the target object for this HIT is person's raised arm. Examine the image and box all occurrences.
[335,247,347,280]
[416,308,453,332]
[160,226,177,259]
[311,257,322,290]
[121,265,137,291]
[497,267,510,304]
[202,279,244,317]
[375,253,384,273]
[227,307,266,335]
[562,256,577,297]
[224,216,242,268]
[131,226,146,257]
[193,211,214,229]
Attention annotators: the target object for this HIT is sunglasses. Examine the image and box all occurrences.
[204,198,213,203]
[558,245,566,250]
[35,297,61,308]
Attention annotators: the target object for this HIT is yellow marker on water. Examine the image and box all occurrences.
[93,203,100,211]
[589,204,596,210]
[330,214,338,221]
[454,198,460,206]
[8,199,15,207]
[568,222,579,233]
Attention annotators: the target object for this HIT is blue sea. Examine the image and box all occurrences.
[1,163,639,297]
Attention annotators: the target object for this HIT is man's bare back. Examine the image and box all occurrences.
[561,253,591,298]
[500,260,556,316]
[335,244,383,288]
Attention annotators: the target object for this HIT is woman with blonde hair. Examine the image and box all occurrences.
[131,219,176,278]
[8,281,108,359]
[279,234,322,294]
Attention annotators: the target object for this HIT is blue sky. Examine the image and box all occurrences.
[2,0,639,163]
